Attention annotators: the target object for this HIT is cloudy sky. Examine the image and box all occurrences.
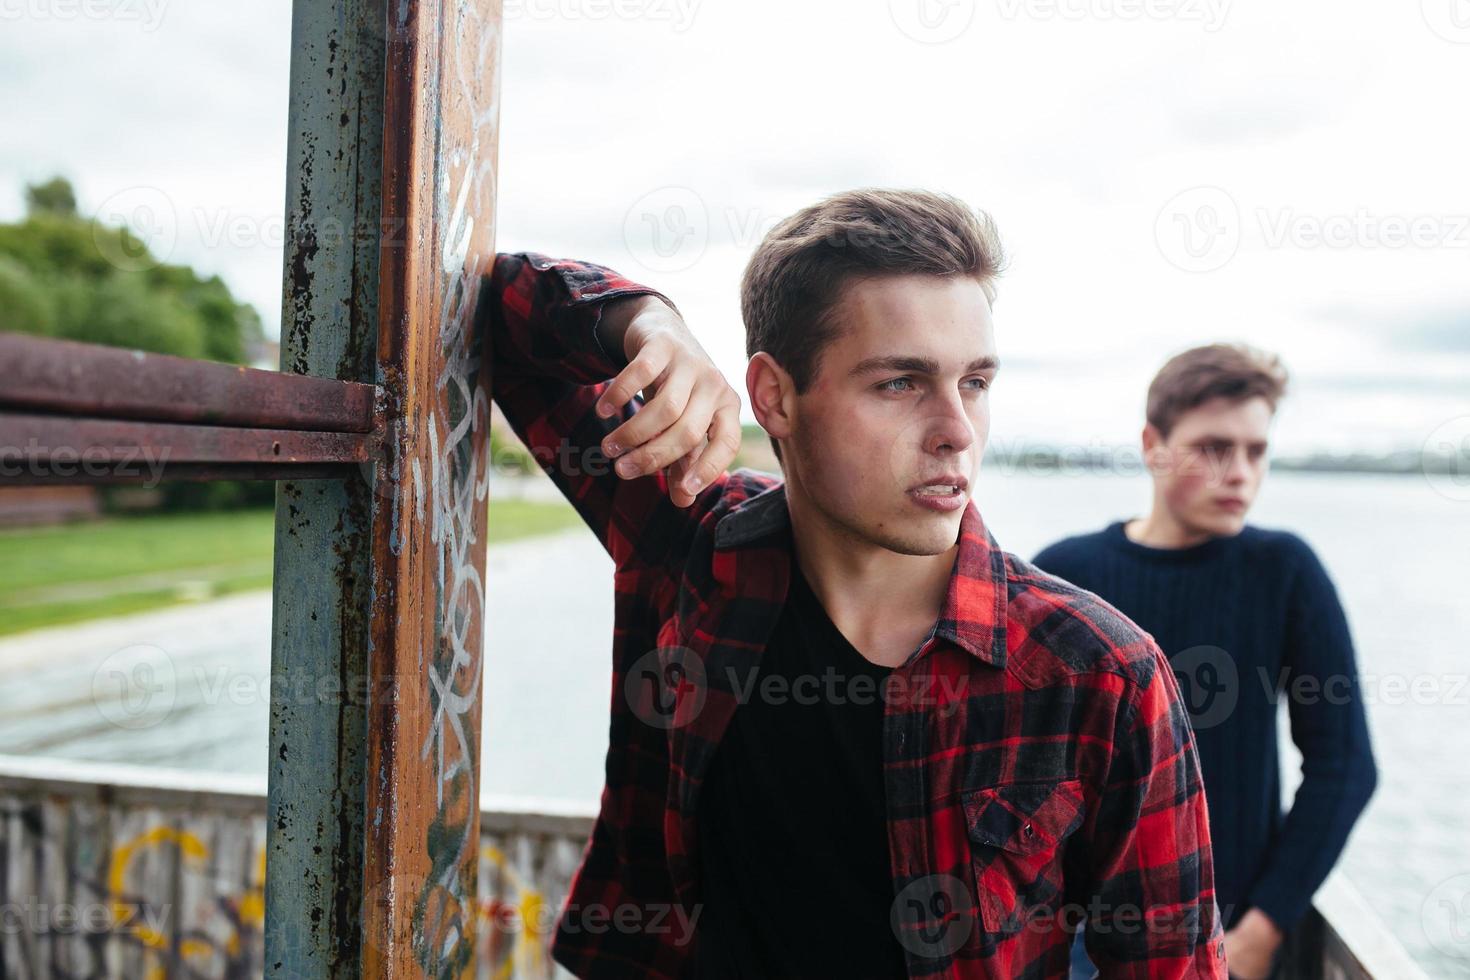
[2,0,1466,456]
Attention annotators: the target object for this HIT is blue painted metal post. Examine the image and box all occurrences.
[265,0,386,975]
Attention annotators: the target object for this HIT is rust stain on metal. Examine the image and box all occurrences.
[364,0,503,975]
[0,334,378,433]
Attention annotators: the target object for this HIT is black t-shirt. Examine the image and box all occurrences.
[694,551,911,979]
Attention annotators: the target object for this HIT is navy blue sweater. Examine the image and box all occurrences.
[1032,521,1377,933]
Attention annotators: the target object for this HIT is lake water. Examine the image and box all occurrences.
[1,469,1466,974]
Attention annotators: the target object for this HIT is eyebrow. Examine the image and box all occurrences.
[849,354,1000,377]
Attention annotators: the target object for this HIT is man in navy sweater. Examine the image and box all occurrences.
[1032,344,1377,980]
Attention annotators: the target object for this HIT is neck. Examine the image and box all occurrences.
[1126,506,1215,550]
[785,491,957,667]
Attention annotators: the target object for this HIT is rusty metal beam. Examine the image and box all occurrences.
[361,0,502,975]
[0,333,377,433]
[0,414,374,484]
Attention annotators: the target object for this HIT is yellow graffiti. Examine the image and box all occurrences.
[106,826,268,978]
[107,827,215,979]
[480,843,552,980]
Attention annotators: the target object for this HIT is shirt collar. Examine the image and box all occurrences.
[714,481,1008,669]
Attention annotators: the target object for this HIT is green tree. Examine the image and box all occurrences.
[2,176,274,512]
[25,176,78,217]
[0,176,265,364]
[0,255,57,335]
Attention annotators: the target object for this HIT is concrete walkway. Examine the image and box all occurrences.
[0,526,616,805]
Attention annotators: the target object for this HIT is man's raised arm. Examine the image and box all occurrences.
[481,251,743,571]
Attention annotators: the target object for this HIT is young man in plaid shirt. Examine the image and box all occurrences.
[485,189,1227,977]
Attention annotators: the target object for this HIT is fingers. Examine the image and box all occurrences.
[600,366,695,474]
[675,399,742,499]
[602,378,741,505]
[611,378,712,480]
[596,337,672,421]
[596,328,741,506]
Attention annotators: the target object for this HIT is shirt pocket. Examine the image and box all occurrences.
[962,778,1085,938]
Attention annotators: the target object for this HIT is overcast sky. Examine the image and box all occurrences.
[2,0,1466,455]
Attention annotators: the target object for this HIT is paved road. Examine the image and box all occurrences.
[0,527,617,805]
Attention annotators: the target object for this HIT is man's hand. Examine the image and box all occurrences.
[593,296,743,509]
[1224,908,1284,980]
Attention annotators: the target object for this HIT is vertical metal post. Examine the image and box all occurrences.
[364,0,503,976]
[266,0,386,975]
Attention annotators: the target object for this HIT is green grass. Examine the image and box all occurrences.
[0,498,582,637]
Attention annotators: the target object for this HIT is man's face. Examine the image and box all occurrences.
[1146,396,1274,538]
[782,273,998,556]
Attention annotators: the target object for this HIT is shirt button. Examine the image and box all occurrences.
[1023,823,1034,838]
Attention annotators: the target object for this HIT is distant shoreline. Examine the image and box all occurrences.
[980,451,1459,478]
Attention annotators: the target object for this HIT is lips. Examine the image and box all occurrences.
[908,475,969,494]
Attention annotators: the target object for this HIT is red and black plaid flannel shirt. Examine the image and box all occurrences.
[485,252,1228,978]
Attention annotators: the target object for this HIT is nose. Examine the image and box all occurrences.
[1221,447,1251,486]
[923,391,978,457]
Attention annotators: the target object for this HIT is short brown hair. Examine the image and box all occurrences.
[1146,343,1290,438]
[741,188,1006,463]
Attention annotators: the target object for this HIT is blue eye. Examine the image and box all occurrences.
[878,377,915,392]
[965,377,991,391]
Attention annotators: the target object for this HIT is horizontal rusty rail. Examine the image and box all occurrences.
[0,412,377,485]
[0,333,378,433]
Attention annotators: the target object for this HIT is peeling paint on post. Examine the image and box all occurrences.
[365,0,503,976]
[266,1,386,976]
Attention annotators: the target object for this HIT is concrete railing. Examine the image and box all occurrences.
[0,755,1425,979]
[0,755,593,979]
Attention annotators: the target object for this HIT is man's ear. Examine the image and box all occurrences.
[1141,423,1168,473]
[747,352,794,445]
